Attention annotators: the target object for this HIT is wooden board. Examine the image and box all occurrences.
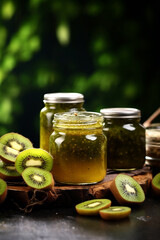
[7,166,152,212]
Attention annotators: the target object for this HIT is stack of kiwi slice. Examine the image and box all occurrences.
[0,132,54,193]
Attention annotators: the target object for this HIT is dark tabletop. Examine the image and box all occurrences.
[0,196,160,240]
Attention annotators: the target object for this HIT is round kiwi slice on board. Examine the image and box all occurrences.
[0,159,21,181]
[15,148,53,174]
[75,199,112,216]
[0,133,33,163]
[22,167,54,190]
[151,173,160,196]
[110,174,145,205]
[99,206,131,220]
[0,178,7,204]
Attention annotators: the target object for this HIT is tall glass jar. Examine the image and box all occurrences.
[49,112,107,185]
[40,93,85,152]
[100,108,145,171]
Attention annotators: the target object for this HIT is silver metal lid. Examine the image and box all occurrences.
[43,93,84,103]
[100,108,141,118]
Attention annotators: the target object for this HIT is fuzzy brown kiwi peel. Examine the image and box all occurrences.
[110,174,145,205]
[0,133,33,163]
[75,199,111,215]
[0,178,7,204]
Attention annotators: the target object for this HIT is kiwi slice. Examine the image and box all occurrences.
[110,174,145,205]
[15,148,53,174]
[0,159,21,181]
[22,167,54,190]
[151,173,160,196]
[99,206,131,220]
[75,199,111,215]
[0,178,7,204]
[0,133,33,163]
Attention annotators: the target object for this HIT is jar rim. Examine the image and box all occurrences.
[43,92,84,103]
[100,108,141,118]
[53,111,104,128]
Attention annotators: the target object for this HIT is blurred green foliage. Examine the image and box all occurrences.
[0,0,159,146]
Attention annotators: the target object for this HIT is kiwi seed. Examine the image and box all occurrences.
[22,167,54,190]
[15,148,53,174]
[151,172,160,196]
[75,199,111,215]
[99,206,131,220]
[0,178,7,204]
[0,133,33,163]
[0,159,21,181]
[110,174,145,205]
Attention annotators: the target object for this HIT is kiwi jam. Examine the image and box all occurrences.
[100,108,145,171]
[49,112,107,185]
[40,93,85,152]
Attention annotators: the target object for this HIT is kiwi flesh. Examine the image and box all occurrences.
[99,206,131,220]
[15,148,53,174]
[0,159,21,181]
[0,133,33,163]
[75,199,111,215]
[151,173,160,196]
[22,167,54,190]
[0,178,7,204]
[110,174,145,205]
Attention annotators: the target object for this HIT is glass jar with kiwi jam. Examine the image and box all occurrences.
[100,108,145,171]
[49,112,107,185]
[40,93,85,152]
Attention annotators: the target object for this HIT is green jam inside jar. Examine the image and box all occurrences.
[49,112,107,185]
[40,102,85,152]
[103,118,145,170]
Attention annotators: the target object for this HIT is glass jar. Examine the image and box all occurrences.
[40,93,85,152]
[100,108,145,171]
[145,124,160,167]
[49,112,107,185]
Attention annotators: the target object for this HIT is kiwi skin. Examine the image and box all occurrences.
[75,199,111,216]
[22,167,54,190]
[99,206,131,220]
[151,173,160,196]
[0,178,8,204]
[110,174,145,205]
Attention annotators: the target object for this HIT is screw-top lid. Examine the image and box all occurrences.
[100,108,141,118]
[44,93,84,103]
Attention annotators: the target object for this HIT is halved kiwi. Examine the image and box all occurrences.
[110,174,145,205]
[15,148,53,174]
[0,133,33,163]
[99,206,131,220]
[151,173,160,196]
[0,178,7,204]
[75,199,111,215]
[22,167,54,190]
[0,159,21,181]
